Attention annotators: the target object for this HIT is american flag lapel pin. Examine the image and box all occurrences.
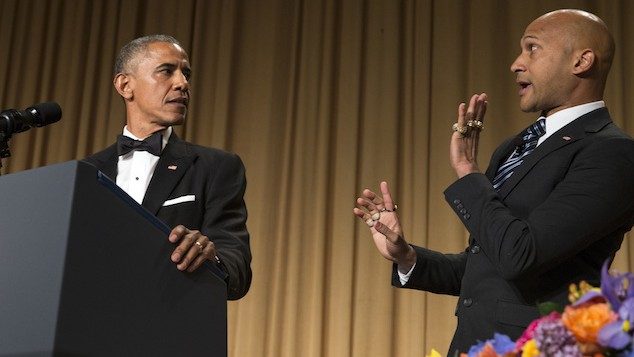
[168,165,178,171]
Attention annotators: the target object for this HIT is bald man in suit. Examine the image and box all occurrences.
[85,35,251,300]
[355,9,634,353]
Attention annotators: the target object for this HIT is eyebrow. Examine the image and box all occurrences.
[156,63,177,70]
[156,62,192,73]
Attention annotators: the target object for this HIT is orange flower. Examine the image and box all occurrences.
[562,302,617,343]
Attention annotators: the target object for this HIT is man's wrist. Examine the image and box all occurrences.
[455,166,479,179]
[396,246,417,274]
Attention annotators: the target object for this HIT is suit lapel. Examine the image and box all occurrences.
[485,137,517,181]
[497,108,612,200]
[87,144,118,180]
[142,135,197,215]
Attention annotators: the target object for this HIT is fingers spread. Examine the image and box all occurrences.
[356,196,381,215]
[380,181,396,211]
[374,221,399,243]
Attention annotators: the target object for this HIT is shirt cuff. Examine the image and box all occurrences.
[397,263,416,286]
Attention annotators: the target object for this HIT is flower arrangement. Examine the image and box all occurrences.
[426,261,634,357]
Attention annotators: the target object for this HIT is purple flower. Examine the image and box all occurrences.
[467,333,515,357]
[533,319,581,356]
[599,298,634,349]
[573,288,605,306]
[601,260,634,311]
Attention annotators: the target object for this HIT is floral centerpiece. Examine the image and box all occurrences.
[427,261,634,357]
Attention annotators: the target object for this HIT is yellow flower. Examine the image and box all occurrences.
[568,281,598,303]
[521,339,539,357]
[562,302,617,343]
[426,349,442,357]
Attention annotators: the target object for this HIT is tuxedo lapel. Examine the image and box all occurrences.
[86,144,118,180]
[497,108,612,200]
[142,135,197,215]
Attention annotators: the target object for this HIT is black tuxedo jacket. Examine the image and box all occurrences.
[393,108,634,353]
[84,133,252,300]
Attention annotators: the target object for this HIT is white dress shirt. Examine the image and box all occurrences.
[116,126,172,204]
[397,100,606,285]
[537,101,605,146]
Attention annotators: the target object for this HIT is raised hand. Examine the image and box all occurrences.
[450,93,487,178]
[353,181,416,272]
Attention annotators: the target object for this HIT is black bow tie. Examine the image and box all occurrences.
[116,132,163,156]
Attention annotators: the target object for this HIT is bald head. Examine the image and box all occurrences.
[511,9,616,115]
[532,9,614,82]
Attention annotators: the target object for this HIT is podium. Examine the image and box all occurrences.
[0,161,227,356]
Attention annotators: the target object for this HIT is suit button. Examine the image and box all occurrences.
[453,199,461,205]
[457,203,464,210]
[459,208,467,214]
[470,245,480,254]
[463,298,473,307]
[463,213,471,220]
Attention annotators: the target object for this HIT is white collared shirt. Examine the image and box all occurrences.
[537,101,605,146]
[116,126,172,204]
[397,100,607,285]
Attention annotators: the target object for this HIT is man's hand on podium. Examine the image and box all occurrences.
[168,225,217,273]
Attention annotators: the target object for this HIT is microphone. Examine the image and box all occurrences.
[0,102,62,136]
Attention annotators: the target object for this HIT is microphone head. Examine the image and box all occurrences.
[27,102,62,127]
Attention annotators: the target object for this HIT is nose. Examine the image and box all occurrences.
[173,71,190,93]
[510,53,524,73]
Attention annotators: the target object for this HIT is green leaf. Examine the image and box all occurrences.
[537,301,563,315]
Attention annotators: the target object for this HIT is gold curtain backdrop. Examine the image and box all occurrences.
[1,0,632,355]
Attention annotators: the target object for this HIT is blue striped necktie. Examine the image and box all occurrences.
[492,118,546,191]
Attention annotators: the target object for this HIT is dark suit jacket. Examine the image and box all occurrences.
[393,108,634,353]
[84,133,252,300]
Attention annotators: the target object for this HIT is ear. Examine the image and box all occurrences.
[572,49,595,75]
[114,73,133,100]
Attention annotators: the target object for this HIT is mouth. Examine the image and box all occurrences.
[166,97,189,107]
[517,80,532,96]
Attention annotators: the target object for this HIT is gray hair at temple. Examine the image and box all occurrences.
[113,34,184,76]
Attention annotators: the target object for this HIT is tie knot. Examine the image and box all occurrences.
[117,131,163,156]
[521,118,546,144]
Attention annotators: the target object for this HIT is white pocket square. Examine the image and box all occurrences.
[162,195,196,207]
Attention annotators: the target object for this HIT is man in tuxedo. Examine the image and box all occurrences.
[85,35,251,300]
[354,9,634,353]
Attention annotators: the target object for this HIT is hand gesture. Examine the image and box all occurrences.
[450,93,487,178]
[353,181,416,272]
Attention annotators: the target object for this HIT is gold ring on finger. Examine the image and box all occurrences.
[466,120,484,131]
[384,203,398,212]
[452,123,468,135]
[195,241,204,253]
